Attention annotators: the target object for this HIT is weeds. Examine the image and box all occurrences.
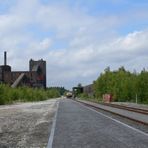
[0,84,60,105]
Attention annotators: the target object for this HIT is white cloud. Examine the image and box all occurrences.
[28,38,53,55]
[0,0,148,89]
[110,30,148,54]
[45,29,148,88]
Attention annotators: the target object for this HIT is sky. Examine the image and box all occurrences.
[0,0,148,89]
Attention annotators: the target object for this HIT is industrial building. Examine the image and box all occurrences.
[72,84,94,98]
[83,84,94,97]
[0,52,46,88]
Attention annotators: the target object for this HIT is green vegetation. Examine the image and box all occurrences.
[47,87,67,96]
[93,67,148,104]
[0,85,62,105]
[78,93,99,103]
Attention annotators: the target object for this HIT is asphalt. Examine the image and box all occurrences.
[50,99,148,148]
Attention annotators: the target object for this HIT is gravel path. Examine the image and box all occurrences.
[0,99,59,148]
[111,102,148,110]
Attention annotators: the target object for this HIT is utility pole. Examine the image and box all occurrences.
[136,93,138,104]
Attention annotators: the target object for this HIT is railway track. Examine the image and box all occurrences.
[76,100,148,126]
[100,103,148,115]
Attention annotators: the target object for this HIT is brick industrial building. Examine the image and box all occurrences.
[0,52,46,88]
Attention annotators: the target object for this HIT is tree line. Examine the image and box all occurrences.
[93,67,148,104]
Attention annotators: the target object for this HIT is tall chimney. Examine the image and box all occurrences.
[4,51,7,65]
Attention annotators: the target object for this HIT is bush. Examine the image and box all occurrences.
[94,67,148,104]
[0,84,61,105]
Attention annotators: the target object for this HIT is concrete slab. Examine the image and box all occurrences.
[51,99,148,148]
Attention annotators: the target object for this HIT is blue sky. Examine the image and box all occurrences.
[0,0,148,89]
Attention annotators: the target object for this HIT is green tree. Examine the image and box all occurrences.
[93,67,148,104]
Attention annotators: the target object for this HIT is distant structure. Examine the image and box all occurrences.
[72,84,94,98]
[83,84,94,97]
[0,52,12,84]
[0,52,46,89]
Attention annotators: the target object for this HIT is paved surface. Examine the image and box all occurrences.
[50,99,148,148]
[79,100,148,124]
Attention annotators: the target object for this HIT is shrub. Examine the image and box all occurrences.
[0,84,61,105]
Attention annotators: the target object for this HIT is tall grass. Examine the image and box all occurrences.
[0,84,60,105]
[78,93,99,103]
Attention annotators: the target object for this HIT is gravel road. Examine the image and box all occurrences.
[0,99,59,148]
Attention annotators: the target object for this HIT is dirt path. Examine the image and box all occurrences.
[0,99,59,148]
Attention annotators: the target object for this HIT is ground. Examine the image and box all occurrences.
[51,99,148,148]
[0,99,58,148]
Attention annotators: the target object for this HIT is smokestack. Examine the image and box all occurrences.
[4,51,7,65]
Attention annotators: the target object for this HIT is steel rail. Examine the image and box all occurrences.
[76,100,148,126]
[99,103,148,115]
